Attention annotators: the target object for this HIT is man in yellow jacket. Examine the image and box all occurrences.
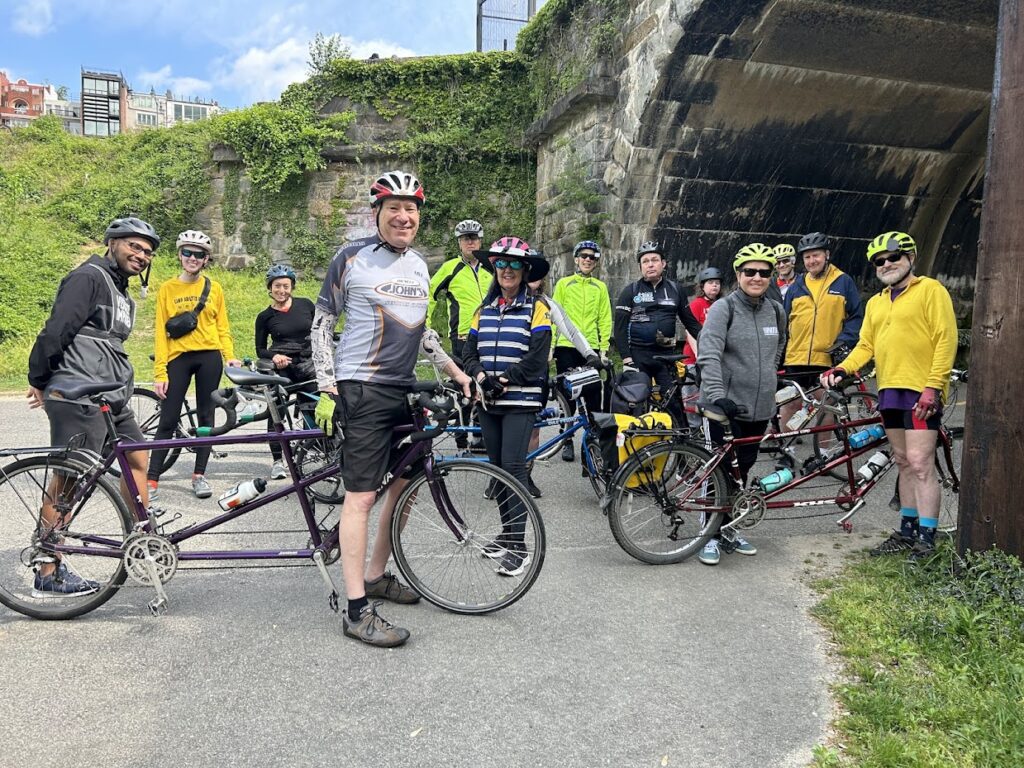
[822,231,957,558]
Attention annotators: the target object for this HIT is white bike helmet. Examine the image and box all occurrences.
[175,230,213,253]
[454,219,484,239]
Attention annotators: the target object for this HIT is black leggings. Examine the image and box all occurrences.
[148,350,223,480]
[704,418,770,486]
[478,409,535,550]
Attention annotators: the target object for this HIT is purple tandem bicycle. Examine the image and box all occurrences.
[0,368,545,620]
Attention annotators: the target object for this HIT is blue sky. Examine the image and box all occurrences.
[1,0,545,108]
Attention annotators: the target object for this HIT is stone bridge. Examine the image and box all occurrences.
[529,0,998,320]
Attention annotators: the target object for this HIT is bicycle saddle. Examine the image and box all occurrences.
[49,381,122,401]
[652,353,684,365]
[225,368,290,387]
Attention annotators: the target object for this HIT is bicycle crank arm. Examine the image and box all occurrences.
[143,553,170,616]
[836,500,865,533]
[312,550,341,613]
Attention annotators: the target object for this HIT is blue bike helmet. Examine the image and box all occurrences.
[266,264,297,288]
[573,240,601,259]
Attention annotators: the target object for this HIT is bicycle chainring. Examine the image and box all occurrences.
[730,489,767,530]
[123,533,179,586]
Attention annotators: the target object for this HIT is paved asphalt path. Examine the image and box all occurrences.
[0,396,905,767]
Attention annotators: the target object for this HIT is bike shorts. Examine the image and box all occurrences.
[781,365,828,390]
[44,399,144,454]
[337,381,414,493]
[880,408,941,431]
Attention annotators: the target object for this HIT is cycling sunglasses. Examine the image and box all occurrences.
[577,252,600,261]
[739,267,773,278]
[871,253,905,268]
[492,258,524,270]
[180,248,209,260]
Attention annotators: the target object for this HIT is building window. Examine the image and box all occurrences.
[13,100,28,114]
[131,95,156,110]
[108,80,119,95]
[136,112,158,126]
[109,99,120,117]
[109,122,119,136]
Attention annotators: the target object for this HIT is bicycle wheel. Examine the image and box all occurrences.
[811,391,880,480]
[293,434,345,505]
[582,432,608,500]
[935,426,963,534]
[534,387,573,461]
[390,460,545,614]
[128,387,185,474]
[607,442,727,564]
[0,454,133,620]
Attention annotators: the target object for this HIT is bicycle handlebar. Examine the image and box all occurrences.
[409,389,457,443]
[194,387,239,437]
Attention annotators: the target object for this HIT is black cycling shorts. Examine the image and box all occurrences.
[44,399,144,454]
[337,381,414,493]
[880,408,941,431]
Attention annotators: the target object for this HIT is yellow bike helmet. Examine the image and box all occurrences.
[866,231,916,261]
[733,243,777,271]
[773,243,796,260]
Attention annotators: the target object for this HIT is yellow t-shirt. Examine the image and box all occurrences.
[153,276,235,382]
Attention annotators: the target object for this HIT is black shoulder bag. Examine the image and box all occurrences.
[165,277,211,339]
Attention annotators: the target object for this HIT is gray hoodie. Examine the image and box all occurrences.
[697,289,787,422]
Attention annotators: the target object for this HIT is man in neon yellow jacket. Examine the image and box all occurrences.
[428,219,487,361]
[551,240,613,460]
[822,231,957,559]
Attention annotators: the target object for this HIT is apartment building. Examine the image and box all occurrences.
[80,68,126,136]
[0,71,46,128]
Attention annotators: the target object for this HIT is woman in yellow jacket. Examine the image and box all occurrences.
[148,230,240,500]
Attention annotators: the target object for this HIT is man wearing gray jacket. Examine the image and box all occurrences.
[696,243,787,566]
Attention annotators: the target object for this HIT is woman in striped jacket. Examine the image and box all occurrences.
[461,237,552,577]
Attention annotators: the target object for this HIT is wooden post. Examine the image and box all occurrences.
[959,0,1024,557]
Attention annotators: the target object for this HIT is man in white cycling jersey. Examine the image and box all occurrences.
[311,170,471,648]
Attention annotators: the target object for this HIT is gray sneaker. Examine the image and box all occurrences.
[870,530,915,556]
[364,571,420,604]
[192,475,212,499]
[343,601,410,647]
[270,461,287,480]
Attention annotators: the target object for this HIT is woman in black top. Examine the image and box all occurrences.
[254,264,317,478]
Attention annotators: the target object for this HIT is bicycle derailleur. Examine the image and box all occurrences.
[122,533,179,616]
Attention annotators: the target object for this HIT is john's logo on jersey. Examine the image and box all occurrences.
[375,279,428,300]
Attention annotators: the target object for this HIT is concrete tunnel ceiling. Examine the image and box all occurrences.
[623,0,997,318]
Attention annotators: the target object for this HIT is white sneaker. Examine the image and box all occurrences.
[270,461,287,480]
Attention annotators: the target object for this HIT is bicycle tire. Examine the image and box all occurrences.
[534,388,573,461]
[607,441,727,564]
[390,460,545,615]
[935,426,962,534]
[0,454,133,620]
[129,387,186,474]
[294,434,345,505]
[811,391,880,480]
[582,432,608,500]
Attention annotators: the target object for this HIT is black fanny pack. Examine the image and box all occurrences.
[165,277,211,339]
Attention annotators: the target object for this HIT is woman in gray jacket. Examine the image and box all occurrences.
[696,243,787,565]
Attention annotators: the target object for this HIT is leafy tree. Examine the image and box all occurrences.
[308,32,351,77]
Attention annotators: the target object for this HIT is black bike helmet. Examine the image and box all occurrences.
[697,267,723,284]
[104,217,160,250]
[636,240,662,261]
[796,231,830,254]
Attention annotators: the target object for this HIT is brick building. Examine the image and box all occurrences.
[0,71,47,128]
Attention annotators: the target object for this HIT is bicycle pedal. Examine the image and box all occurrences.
[147,505,169,518]
[718,538,739,555]
[328,591,339,613]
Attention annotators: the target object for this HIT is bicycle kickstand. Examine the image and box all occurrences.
[142,553,170,616]
[312,550,341,613]
[836,499,865,533]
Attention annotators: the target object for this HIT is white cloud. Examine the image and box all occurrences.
[136,65,213,98]
[216,33,418,104]
[12,0,53,36]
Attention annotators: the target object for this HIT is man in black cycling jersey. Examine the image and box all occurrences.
[310,170,472,648]
[614,241,702,423]
[26,216,158,596]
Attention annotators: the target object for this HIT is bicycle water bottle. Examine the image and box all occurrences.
[218,478,267,510]
[758,468,794,493]
[856,451,891,485]
[848,424,885,450]
[786,404,812,431]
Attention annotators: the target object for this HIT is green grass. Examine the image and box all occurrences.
[811,542,1024,767]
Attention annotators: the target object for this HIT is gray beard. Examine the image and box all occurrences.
[879,264,913,287]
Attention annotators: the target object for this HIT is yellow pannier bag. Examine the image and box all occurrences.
[614,411,673,488]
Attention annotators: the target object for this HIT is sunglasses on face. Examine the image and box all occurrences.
[461,235,482,242]
[776,258,794,265]
[872,253,905,268]
[492,258,524,270]
[577,253,599,261]
[180,249,209,260]
[124,241,154,257]
[739,267,773,279]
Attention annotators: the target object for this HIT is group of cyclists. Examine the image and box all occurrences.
[25,167,960,648]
